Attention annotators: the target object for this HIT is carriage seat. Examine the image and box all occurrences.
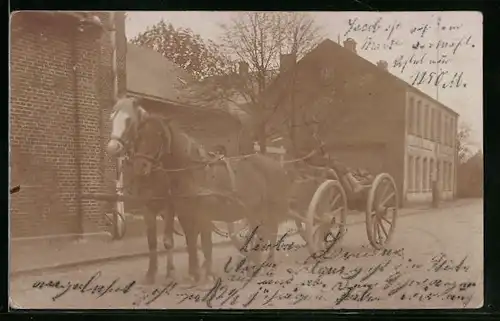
[352,168,375,186]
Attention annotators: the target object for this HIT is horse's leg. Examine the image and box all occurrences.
[178,214,201,284]
[162,204,176,280]
[144,210,158,284]
[200,219,214,283]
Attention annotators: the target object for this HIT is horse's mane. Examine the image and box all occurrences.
[144,114,208,163]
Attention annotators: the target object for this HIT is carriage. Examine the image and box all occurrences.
[224,152,399,254]
[93,96,400,284]
[85,148,399,256]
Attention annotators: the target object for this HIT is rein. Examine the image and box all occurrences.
[131,114,321,175]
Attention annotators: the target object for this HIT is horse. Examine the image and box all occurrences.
[106,97,291,285]
[106,97,178,284]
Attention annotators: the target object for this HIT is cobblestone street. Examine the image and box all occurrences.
[10,199,483,310]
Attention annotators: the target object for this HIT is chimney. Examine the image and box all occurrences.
[376,60,389,71]
[279,53,296,74]
[238,61,249,76]
[343,38,357,54]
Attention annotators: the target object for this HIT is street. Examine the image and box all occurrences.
[10,199,483,310]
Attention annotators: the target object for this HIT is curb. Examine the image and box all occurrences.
[10,200,474,277]
[10,238,236,278]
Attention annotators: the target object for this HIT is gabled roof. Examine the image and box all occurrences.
[126,43,195,104]
[264,39,459,117]
[126,43,251,123]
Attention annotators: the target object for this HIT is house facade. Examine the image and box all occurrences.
[10,12,126,237]
[264,38,458,206]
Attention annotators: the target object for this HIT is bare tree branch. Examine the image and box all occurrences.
[182,12,324,154]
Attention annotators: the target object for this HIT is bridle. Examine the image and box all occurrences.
[132,118,173,175]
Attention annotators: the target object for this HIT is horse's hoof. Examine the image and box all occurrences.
[143,274,156,285]
[165,271,177,282]
[177,275,200,290]
[163,240,174,251]
[206,273,217,284]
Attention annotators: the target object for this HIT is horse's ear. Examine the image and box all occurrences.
[132,97,143,108]
[138,106,148,121]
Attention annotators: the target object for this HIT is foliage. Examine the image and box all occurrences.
[457,150,483,198]
[187,12,324,153]
[457,122,472,163]
[130,19,234,80]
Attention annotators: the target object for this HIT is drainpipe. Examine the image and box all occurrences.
[109,12,124,239]
[71,26,83,235]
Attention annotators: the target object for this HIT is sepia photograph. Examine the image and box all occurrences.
[9,10,483,309]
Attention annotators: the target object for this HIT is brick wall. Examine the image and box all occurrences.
[10,12,123,237]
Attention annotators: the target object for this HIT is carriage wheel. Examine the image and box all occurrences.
[294,216,308,242]
[173,217,184,237]
[104,210,126,240]
[305,180,347,255]
[365,173,399,249]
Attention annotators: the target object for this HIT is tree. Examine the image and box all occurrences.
[185,12,324,153]
[130,19,233,80]
[457,122,473,163]
[457,150,483,198]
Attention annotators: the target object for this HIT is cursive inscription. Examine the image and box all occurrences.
[341,13,479,91]
[28,247,478,308]
[31,271,136,301]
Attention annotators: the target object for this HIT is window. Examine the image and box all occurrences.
[430,108,435,141]
[415,157,421,192]
[450,118,456,146]
[408,98,415,134]
[416,100,422,137]
[423,158,428,190]
[443,161,448,190]
[443,115,449,145]
[449,117,453,146]
[437,161,442,188]
[436,112,442,143]
[427,105,432,139]
[423,105,429,139]
[430,158,435,185]
[408,155,414,192]
[449,162,454,191]
[441,115,446,145]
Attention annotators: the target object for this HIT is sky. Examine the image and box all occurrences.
[125,11,483,150]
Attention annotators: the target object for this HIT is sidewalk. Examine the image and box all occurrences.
[10,199,477,277]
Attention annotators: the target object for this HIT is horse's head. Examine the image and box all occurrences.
[106,97,147,157]
[132,117,173,178]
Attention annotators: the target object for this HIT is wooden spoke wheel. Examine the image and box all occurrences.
[294,215,308,243]
[365,173,399,249]
[305,180,347,255]
[172,217,184,237]
[103,210,126,240]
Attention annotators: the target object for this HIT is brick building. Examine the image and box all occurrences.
[10,12,127,237]
[264,38,458,206]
